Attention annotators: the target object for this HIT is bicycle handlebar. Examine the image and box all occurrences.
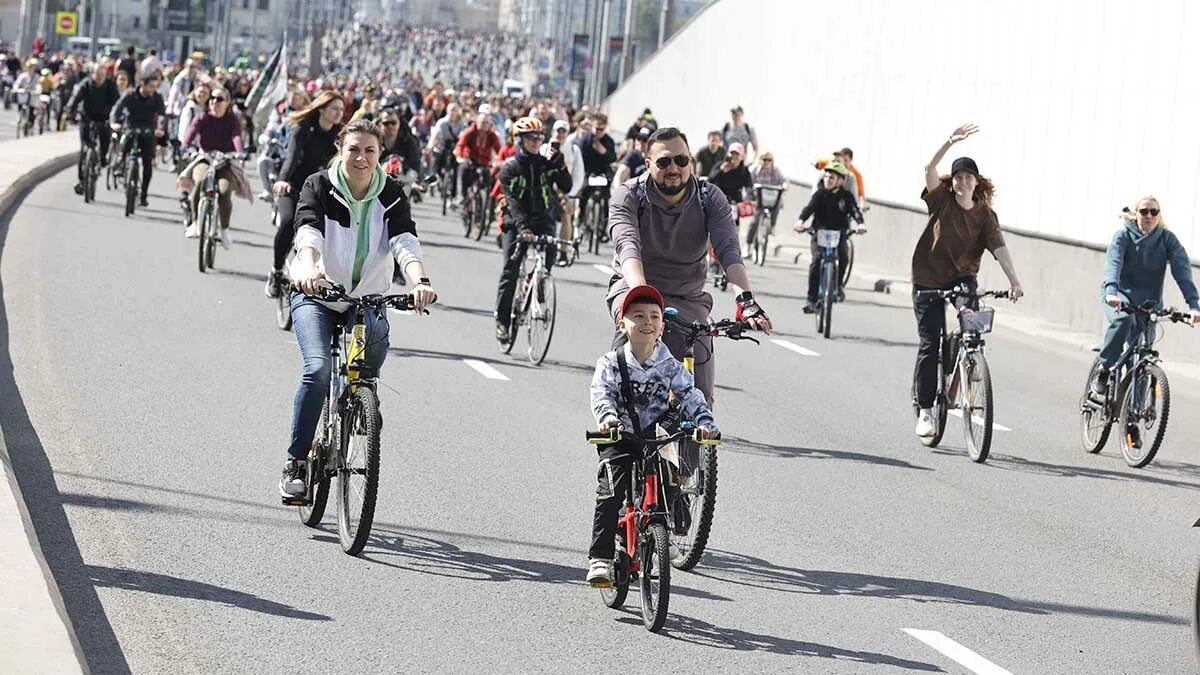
[663,310,760,345]
[1118,301,1194,325]
[306,282,427,313]
[585,426,721,447]
[507,234,578,262]
[915,286,1010,301]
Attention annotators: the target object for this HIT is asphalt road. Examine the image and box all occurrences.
[2,166,1198,674]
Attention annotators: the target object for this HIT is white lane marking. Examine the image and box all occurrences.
[462,359,510,381]
[593,263,615,276]
[770,338,820,357]
[947,409,1012,432]
[903,629,1013,675]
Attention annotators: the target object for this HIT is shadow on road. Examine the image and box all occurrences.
[981,454,1200,491]
[435,302,494,318]
[613,611,942,670]
[88,565,331,621]
[695,549,1186,626]
[835,334,920,349]
[722,435,933,472]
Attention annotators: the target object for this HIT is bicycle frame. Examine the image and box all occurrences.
[615,450,668,575]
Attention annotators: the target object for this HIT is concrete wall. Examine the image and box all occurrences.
[605,0,1200,363]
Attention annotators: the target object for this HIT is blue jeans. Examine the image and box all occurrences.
[286,293,391,460]
[1098,299,1153,369]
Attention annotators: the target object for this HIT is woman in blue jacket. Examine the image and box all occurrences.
[1092,196,1200,397]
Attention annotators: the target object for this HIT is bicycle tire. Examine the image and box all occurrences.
[670,440,717,571]
[473,189,487,239]
[461,187,474,237]
[124,157,138,217]
[338,386,381,555]
[83,149,97,203]
[1119,362,1170,468]
[196,199,211,273]
[820,260,835,339]
[640,522,671,633]
[527,272,556,365]
[276,285,293,331]
[1079,358,1112,453]
[204,200,218,270]
[600,539,630,609]
[299,399,333,526]
[473,200,490,241]
[441,178,449,216]
[962,352,994,463]
[503,272,529,355]
[920,340,950,448]
[841,236,855,288]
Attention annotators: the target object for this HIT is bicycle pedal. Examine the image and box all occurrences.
[588,579,613,589]
[280,496,308,506]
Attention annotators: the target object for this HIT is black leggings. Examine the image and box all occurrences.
[272,192,298,271]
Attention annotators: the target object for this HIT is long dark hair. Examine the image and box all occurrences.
[938,174,996,207]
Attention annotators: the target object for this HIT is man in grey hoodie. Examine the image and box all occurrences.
[605,127,772,405]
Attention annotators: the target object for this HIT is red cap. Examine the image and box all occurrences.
[620,284,664,318]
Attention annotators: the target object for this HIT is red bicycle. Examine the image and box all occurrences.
[586,425,720,632]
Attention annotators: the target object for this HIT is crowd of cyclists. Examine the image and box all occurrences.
[11,19,1199,604]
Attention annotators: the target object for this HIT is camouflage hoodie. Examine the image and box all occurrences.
[589,341,715,433]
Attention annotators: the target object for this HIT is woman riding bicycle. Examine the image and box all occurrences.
[279,118,438,500]
[266,91,344,299]
[912,124,1023,439]
[180,86,248,242]
[1090,196,1200,399]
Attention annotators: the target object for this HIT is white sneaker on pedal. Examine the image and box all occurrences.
[184,222,199,238]
[279,459,307,499]
[586,558,613,588]
[915,409,936,438]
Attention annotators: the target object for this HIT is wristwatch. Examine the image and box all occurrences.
[418,277,432,285]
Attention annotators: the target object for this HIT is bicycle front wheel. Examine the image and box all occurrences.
[820,260,835,339]
[670,439,717,571]
[196,199,212,273]
[961,351,994,463]
[1119,362,1170,468]
[338,386,381,555]
[1079,358,1112,453]
[527,273,556,365]
[124,159,138,217]
[639,522,671,633]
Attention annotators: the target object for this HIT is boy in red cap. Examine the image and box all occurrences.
[586,285,718,587]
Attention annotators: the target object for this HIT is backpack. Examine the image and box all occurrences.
[722,121,753,145]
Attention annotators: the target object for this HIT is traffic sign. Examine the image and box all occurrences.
[55,12,77,35]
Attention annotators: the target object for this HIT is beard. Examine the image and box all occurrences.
[653,174,686,196]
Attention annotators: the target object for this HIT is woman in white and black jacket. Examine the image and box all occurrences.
[279,118,438,500]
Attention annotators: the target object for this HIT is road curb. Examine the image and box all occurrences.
[0,148,88,674]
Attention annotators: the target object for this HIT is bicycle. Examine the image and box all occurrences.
[192,150,239,272]
[437,152,456,216]
[36,93,50,135]
[290,283,427,555]
[79,120,106,203]
[501,234,576,364]
[912,285,1009,462]
[747,183,784,266]
[118,128,155,217]
[13,90,32,137]
[800,227,843,339]
[586,424,720,632]
[105,130,122,191]
[460,163,492,239]
[576,176,610,256]
[661,308,757,570]
[1079,302,1191,467]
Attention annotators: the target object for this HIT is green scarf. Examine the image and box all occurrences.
[330,160,386,287]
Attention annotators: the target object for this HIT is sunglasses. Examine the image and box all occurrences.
[654,154,691,169]
[210,97,227,102]
[380,120,399,126]
[1139,208,1160,216]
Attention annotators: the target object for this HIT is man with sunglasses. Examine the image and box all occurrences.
[606,127,772,406]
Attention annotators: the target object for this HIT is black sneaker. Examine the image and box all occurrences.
[73,183,84,195]
[1089,368,1109,402]
[802,302,816,314]
[495,322,510,344]
[139,195,149,207]
[264,269,284,298]
[279,459,307,500]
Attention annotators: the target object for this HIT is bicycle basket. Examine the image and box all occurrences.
[815,229,841,248]
[757,186,783,209]
[736,201,756,218]
[958,307,995,333]
[587,174,608,187]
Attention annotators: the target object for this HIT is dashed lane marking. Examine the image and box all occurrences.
[903,629,1013,675]
[462,359,510,381]
[947,409,1013,432]
[770,338,820,357]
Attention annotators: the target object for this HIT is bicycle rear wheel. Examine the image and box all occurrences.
[527,272,556,365]
[298,399,333,526]
[1119,362,1170,468]
[338,386,381,555]
[820,260,835,339]
[961,351,994,463]
[919,340,950,448]
[600,536,630,609]
[640,522,671,633]
[670,440,717,571]
[1079,358,1112,453]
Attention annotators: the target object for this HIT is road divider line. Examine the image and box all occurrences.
[903,629,1012,675]
[770,338,820,357]
[593,263,615,276]
[462,359,510,381]
[947,409,1012,432]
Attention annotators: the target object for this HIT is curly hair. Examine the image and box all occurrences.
[938,174,996,207]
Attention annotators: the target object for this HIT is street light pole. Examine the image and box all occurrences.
[617,0,633,87]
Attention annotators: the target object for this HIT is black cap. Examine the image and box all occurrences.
[951,157,980,177]
[731,105,743,114]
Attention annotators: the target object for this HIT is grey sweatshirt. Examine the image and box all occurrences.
[607,175,744,303]
[590,341,716,432]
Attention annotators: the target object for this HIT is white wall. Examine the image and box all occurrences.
[606,0,1200,252]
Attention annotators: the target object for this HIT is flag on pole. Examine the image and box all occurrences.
[246,40,288,132]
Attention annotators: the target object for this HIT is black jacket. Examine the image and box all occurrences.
[708,162,753,203]
[578,132,616,177]
[295,170,416,241]
[67,77,120,122]
[498,149,571,229]
[109,89,165,129]
[280,122,338,190]
[799,187,864,231]
[380,128,421,176]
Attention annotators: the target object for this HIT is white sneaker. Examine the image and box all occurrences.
[218,226,232,249]
[586,558,613,588]
[184,222,199,238]
[915,409,936,437]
